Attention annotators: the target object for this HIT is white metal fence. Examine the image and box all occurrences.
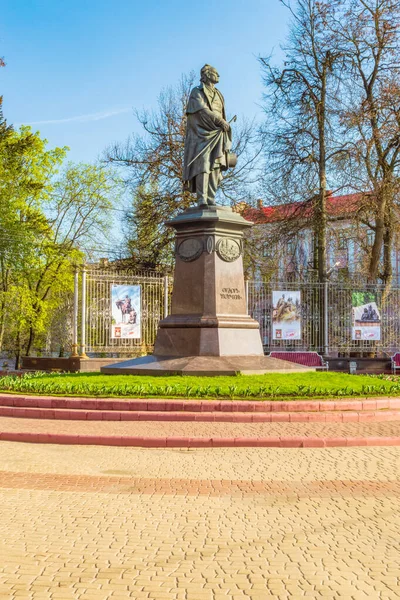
[248,280,400,356]
[71,267,400,357]
[79,267,169,356]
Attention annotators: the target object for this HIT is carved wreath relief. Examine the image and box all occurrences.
[216,238,241,262]
[177,238,203,262]
[176,236,242,262]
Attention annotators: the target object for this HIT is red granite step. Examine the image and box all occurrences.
[1,405,400,423]
[1,394,400,447]
[1,394,399,413]
[0,416,400,447]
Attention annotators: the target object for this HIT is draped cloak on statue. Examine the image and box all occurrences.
[183,84,232,193]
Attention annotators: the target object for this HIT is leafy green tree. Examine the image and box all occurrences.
[1,58,117,361]
[0,114,66,357]
[17,162,115,358]
[0,111,116,361]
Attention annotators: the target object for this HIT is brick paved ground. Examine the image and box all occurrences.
[0,441,400,599]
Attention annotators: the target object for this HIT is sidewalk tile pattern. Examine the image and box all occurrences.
[0,441,399,599]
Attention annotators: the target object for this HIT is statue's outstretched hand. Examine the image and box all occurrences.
[219,120,231,133]
[214,116,230,133]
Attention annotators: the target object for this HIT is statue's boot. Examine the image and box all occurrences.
[196,173,209,207]
[195,169,220,207]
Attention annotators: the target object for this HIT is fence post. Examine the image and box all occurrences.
[71,267,79,357]
[80,265,89,358]
[324,280,329,356]
[164,275,169,318]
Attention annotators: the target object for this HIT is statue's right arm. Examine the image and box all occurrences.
[199,108,230,132]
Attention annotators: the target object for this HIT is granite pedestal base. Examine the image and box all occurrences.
[154,205,264,358]
[102,206,315,376]
[101,354,313,376]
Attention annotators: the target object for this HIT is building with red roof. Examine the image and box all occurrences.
[241,192,400,281]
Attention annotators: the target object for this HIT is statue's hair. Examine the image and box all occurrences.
[200,64,216,83]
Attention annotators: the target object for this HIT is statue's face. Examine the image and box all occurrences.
[205,67,219,84]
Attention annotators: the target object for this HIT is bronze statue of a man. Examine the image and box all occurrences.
[183,65,235,207]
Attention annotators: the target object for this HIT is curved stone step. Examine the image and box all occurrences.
[1,405,400,423]
[1,394,399,413]
[1,431,399,447]
[1,416,400,447]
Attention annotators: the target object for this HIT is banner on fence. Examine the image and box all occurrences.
[351,292,381,341]
[111,284,141,339]
[272,290,301,340]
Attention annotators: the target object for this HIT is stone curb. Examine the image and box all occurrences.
[1,431,400,448]
[1,405,400,423]
[1,394,400,412]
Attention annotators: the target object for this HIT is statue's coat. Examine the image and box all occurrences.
[183,84,231,192]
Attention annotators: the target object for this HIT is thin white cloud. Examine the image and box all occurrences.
[18,107,131,126]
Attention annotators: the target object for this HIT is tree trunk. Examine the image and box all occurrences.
[317,188,327,283]
[382,220,394,301]
[313,228,319,275]
[14,327,21,370]
[0,263,9,352]
[0,297,6,352]
[25,327,35,357]
[383,224,393,277]
[316,64,328,283]
[368,212,385,282]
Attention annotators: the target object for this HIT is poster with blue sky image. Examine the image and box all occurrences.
[111,285,141,339]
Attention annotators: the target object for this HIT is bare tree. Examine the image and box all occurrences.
[332,0,400,285]
[260,0,346,282]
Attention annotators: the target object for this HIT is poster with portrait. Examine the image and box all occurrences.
[111,284,141,339]
[272,290,301,340]
[352,291,381,341]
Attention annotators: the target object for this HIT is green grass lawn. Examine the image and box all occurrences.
[0,371,399,400]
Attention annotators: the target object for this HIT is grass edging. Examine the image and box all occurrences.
[0,371,400,401]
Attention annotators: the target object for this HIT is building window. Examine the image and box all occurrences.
[366,230,374,246]
[287,240,296,255]
[337,233,347,250]
[262,244,270,258]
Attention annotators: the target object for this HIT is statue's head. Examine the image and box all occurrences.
[200,64,219,85]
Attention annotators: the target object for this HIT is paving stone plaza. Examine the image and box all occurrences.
[0,440,399,599]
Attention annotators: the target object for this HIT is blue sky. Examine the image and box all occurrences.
[2,0,289,163]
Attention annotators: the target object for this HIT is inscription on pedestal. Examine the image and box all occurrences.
[220,287,243,300]
[177,238,203,262]
[216,238,241,262]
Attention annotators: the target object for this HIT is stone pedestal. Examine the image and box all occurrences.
[102,206,314,375]
[154,205,263,357]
